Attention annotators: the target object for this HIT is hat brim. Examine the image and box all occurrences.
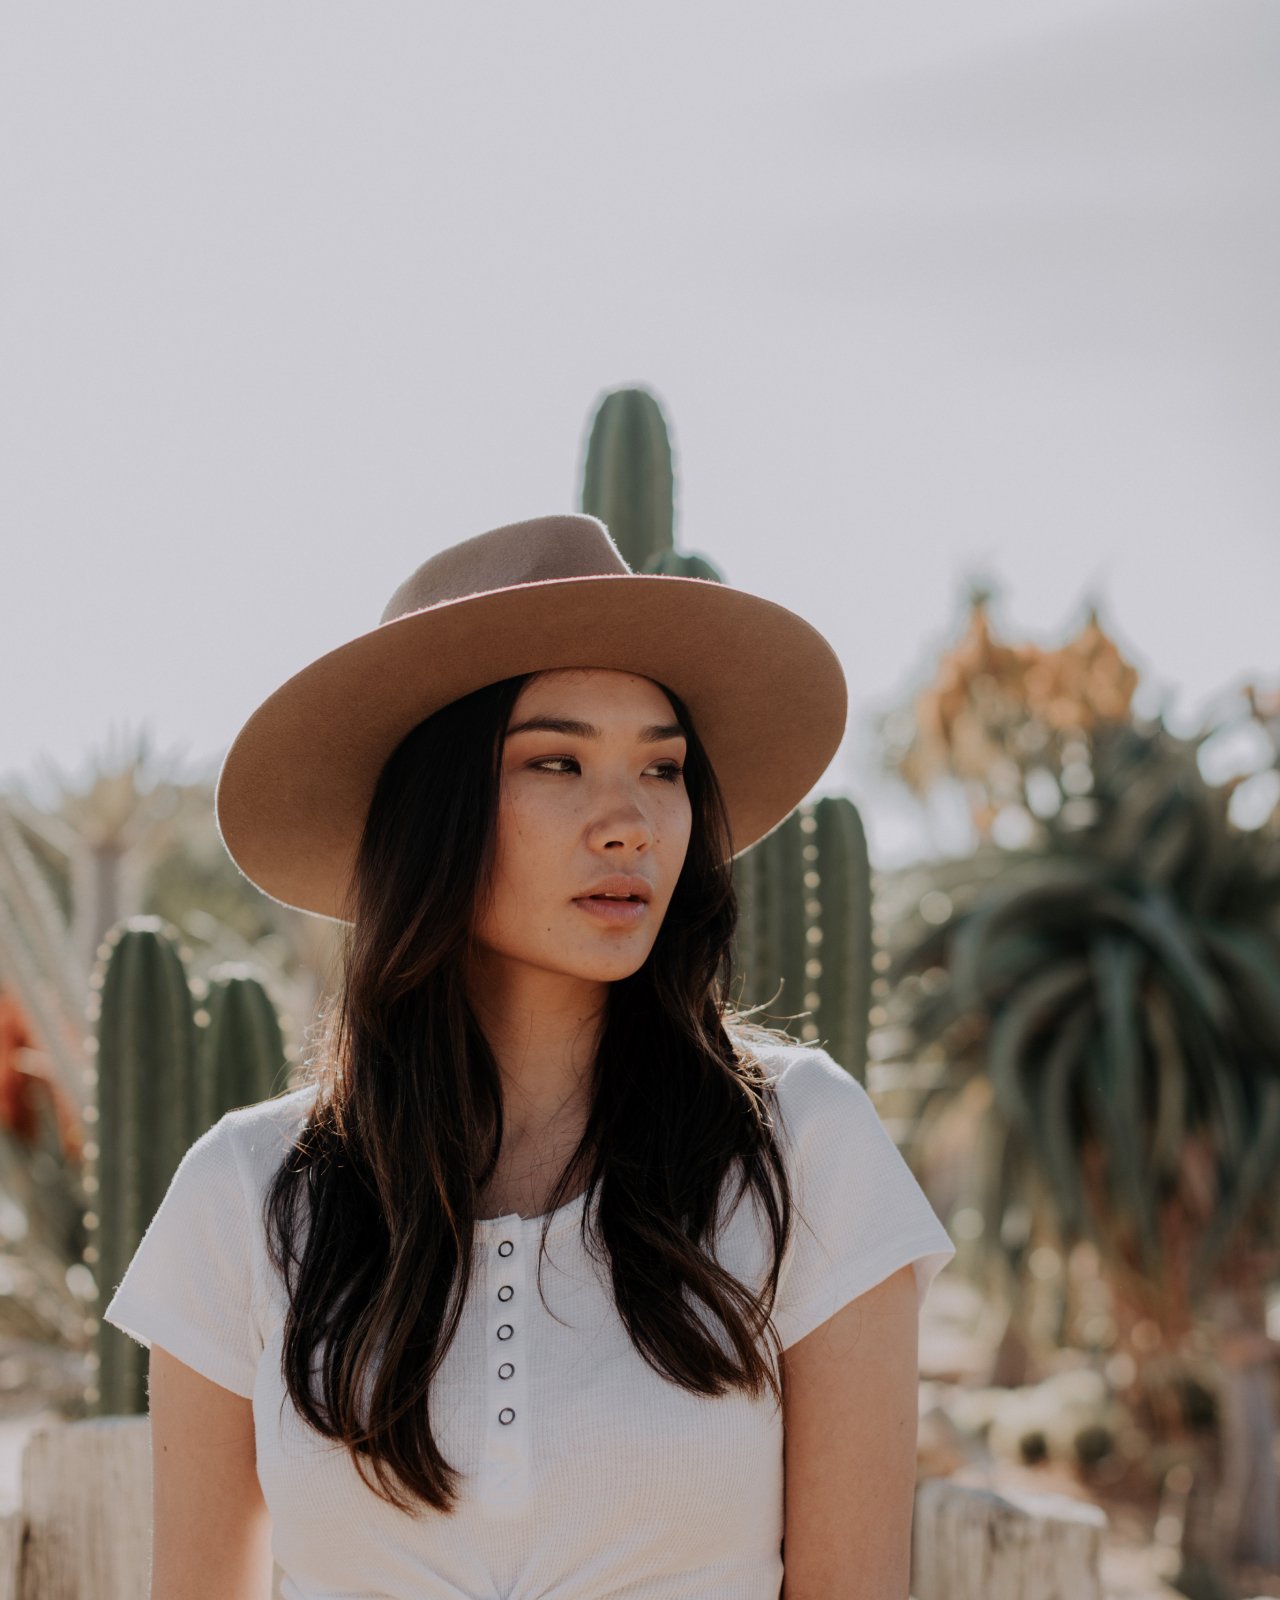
[214,573,847,921]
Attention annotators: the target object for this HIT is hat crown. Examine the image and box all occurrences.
[380,514,632,625]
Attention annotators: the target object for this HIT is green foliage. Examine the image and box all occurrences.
[731,796,873,1084]
[580,387,678,574]
[91,918,199,1416]
[197,963,291,1125]
[90,917,289,1416]
[889,716,1280,1318]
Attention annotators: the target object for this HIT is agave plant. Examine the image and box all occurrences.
[892,715,1280,1317]
[887,709,1280,1573]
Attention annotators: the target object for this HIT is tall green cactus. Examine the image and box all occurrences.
[731,796,872,1084]
[195,962,291,1130]
[809,796,873,1081]
[580,388,680,575]
[90,919,199,1416]
[89,917,289,1416]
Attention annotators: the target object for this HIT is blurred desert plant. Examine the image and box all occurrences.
[2,724,338,1085]
[0,989,90,1366]
[0,725,339,1386]
[889,712,1280,1322]
[878,584,1142,846]
[872,583,1280,1579]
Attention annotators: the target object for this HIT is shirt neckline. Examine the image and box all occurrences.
[281,1082,594,1235]
[474,1181,592,1234]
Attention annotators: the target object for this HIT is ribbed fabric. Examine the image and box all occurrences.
[104,1039,955,1600]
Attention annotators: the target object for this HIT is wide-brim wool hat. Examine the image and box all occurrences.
[215,514,847,922]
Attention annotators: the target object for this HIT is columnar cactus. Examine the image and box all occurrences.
[580,387,678,575]
[88,917,288,1416]
[730,796,872,1085]
[90,919,200,1415]
[195,962,290,1130]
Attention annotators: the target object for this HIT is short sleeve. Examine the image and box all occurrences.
[101,1111,264,1399]
[770,1045,956,1350]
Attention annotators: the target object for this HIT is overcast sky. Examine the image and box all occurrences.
[4,0,1277,870]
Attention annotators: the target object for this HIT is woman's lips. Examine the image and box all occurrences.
[572,896,649,925]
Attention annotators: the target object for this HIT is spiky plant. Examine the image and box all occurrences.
[579,387,679,575]
[894,714,1280,1320]
[90,918,291,1416]
[887,709,1280,1575]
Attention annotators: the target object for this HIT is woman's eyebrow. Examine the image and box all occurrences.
[505,715,686,744]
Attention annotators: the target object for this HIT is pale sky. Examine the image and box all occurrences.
[4,0,1277,870]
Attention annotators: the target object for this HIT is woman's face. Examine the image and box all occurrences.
[472,667,694,988]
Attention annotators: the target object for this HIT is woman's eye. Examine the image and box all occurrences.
[531,757,684,783]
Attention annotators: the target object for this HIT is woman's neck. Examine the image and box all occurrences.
[465,957,605,1146]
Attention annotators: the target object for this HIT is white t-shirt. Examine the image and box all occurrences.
[104,1037,956,1600]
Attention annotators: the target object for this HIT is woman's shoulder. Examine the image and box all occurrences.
[213,1079,321,1188]
[728,1027,877,1144]
[729,1026,856,1094]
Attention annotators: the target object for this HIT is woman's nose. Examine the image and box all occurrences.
[587,796,653,850]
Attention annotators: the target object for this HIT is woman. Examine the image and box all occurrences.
[104,514,955,1600]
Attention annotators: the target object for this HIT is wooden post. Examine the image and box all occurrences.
[911,1476,1108,1600]
[0,1508,21,1600]
[15,1417,289,1600]
[18,1418,152,1600]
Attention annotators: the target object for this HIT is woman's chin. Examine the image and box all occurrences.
[557,944,653,983]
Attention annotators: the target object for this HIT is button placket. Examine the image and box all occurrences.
[482,1222,531,1510]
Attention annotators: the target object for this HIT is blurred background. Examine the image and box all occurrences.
[1,3,1278,1597]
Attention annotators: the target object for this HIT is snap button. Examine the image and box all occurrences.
[498,1240,513,1256]
[498,1362,514,1379]
[497,1285,513,1302]
[498,1407,515,1425]
[497,1324,513,1340]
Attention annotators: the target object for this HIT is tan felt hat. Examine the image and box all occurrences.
[214,513,847,922]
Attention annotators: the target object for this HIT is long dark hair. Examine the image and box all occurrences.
[262,670,797,1514]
